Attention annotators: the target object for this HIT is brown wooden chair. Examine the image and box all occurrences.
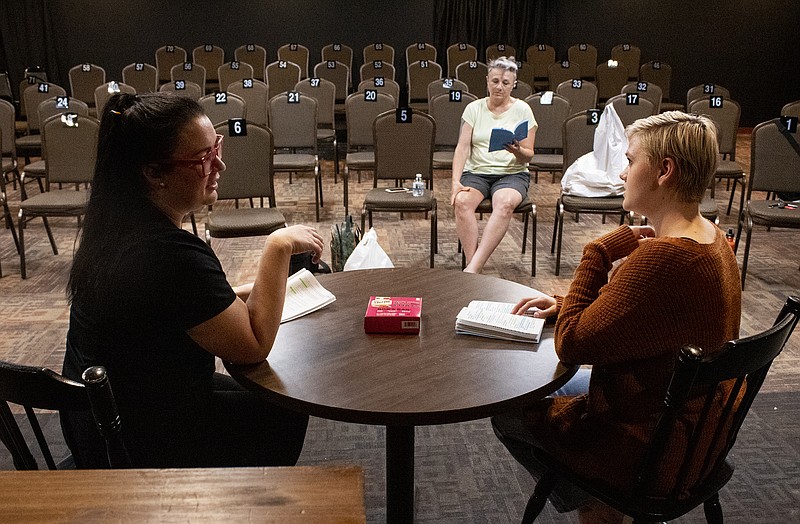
[512,295,800,524]
[0,361,130,470]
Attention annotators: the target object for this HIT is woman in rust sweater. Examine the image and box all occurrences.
[493,111,742,523]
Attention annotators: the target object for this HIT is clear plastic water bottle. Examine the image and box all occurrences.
[412,173,424,197]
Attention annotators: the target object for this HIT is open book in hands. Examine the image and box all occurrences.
[455,300,545,343]
[280,269,336,323]
[488,121,528,152]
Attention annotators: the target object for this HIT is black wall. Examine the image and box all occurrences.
[3,0,798,126]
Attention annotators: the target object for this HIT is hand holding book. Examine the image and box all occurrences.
[488,121,528,152]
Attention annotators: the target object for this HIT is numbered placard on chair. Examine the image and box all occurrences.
[327,61,336,69]
[449,90,462,102]
[417,43,426,50]
[287,91,300,103]
[229,118,247,136]
[174,80,186,90]
[183,62,193,71]
[55,96,69,109]
[537,44,547,51]
[637,81,648,92]
[652,61,662,70]
[204,44,213,52]
[107,81,120,93]
[373,77,385,87]
[561,60,570,69]
[458,43,468,51]
[442,78,454,88]
[622,43,631,51]
[374,43,383,50]
[396,107,412,123]
[468,61,478,69]
[333,43,342,51]
[290,43,299,51]
[246,44,256,52]
[364,89,378,102]
[166,45,176,53]
[587,109,601,125]
[709,95,723,108]
[38,83,50,93]
[278,61,288,69]
[579,43,588,51]
[420,60,429,68]
[703,83,715,94]
[497,44,506,52]
[309,77,321,87]
[571,79,582,89]
[215,92,228,104]
[242,78,253,89]
[626,93,639,105]
[230,61,240,70]
[135,63,144,71]
[373,60,383,69]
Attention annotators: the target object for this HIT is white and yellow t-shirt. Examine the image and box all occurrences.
[462,97,538,175]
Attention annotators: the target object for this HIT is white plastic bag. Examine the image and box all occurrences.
[561,103,628,197]
[343,228,394,271]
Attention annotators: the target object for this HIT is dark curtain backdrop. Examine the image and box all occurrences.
[433,0,556,62]
[0,0,63,99]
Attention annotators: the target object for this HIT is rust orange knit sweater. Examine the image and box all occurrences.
[526,225,741,497]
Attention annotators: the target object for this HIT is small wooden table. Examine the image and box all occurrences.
[229,268,577,523]
[0,466,365,523]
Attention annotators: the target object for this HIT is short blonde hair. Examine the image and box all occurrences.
[487,56,518,78]
[625,111,719,203]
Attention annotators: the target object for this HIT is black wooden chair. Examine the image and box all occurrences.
[515,295,800,523]
[0,361,130,470]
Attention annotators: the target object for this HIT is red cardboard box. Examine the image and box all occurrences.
[364,296,422,335]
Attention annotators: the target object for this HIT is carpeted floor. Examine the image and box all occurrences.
[1,130,799,522]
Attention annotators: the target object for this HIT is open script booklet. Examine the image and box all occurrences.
[455,300,545,343]
[280,269,336,323]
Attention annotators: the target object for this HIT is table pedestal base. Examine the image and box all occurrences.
[386,425,414,524]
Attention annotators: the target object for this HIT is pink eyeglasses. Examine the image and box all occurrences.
[160,134,223,177]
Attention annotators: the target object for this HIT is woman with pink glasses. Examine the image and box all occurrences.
[62,93,322,468]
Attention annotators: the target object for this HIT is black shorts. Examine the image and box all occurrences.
[460,171,530,200]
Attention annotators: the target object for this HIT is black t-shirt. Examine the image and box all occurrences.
[62,206,236,467]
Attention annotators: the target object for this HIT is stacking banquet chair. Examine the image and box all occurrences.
[0,360,130,470]
[429,90,478,171]
[640,61,682,111]
[363,43,395,66]
[68,63,106,116]
[359,60,396,84]
[277,43,310,79]
[782,99,800,119]
[294,77,339,180]
[357,78,400,106]
[266,60,302,101]
[93,82,135,118]
[217,61,255,95]
[0,179,18,277]
[607,93,656,126]
[170,62,206,95]
[548,61,581,91]
[567,43,598,81]
[234,44,267,82]
[158,80,202,102]
[622,81,663,114]
[343,90,396,212]
[526,44,556,91]
[407,59,442,111]
[427,78,469,110]
[315,60,351,113]
[735,118,800,289]
[122,62,158,93]
[552,110,632,276]
[227,78,269,127]
[686,84,730,111]
[526,92,571,183]
[22,96,90,195]
[512,295,800,524]
[192,44,225,92]
[486,44,517,62]
[510,81,533,100]
[595,62,629,104]
[154,44,187,85]
[17,82,67,162]
[321,43,354,77]
[406,42,437,68]
[455,60,489,97]
[515,63,536,92]
[556,79,597,115]
[611,43,641,81]
[362,109,437,268]
[17,113,99,279]
[204,121,286,247]
[1,99,21,190]
[268,91,322,221]
[446,43,477,78]
[688,97,745,216]
[198,92,246,126]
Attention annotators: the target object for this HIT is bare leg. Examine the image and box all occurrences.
[454,188,485,266]
[464,188,522,273]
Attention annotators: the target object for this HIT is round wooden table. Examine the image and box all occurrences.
[228,268,577,523]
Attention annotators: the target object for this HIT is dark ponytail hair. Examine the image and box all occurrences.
[68,93,203,303]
